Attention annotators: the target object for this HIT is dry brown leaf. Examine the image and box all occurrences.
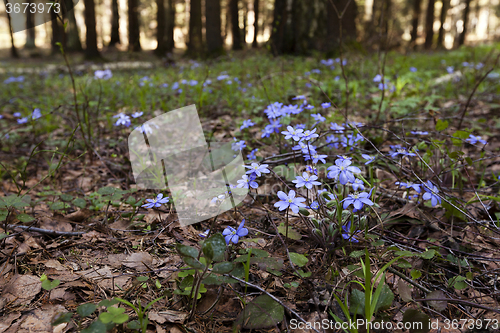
[123,252,154,271]
[149,310,188,324]
[15,304,67,333]
[0,274,41,309]
[0,312,21,333]
[65,209,92,222]
[45,259,65,271]
[39,216,73,233]
[397,279,413,302]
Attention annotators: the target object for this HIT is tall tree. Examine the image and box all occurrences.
[128,0,141,51]
[25,3,36,49]
[252,0,259,47]
[187,0,203,55]
[206,0,224,55]
[270,0,286,54]
[410,0,422,45]
[4,0,19,58]
[155,0,167,55]
[457,0,471,46]
[230,0,242,50]
[83,0,100,57]
[67,9,83,51]
[166,0,175,51]
[424,0,435,49]
[109,0,121,46]
[437,0,449,48]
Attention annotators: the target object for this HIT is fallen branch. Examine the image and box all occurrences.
[7,224,85,236]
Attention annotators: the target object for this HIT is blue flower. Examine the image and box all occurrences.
[142,193,170,208]
[223,220,248,244]
[232,139,246,151]
[306,165,318,175]
[245,163,270,177]
[264,102,283,119]
[295,124,307,130]
[362,154,375,165]
[308,201,319,210]
[342,191,374,210]
[136,123,159,135]
[293,95,306,100]
[395,181,421,193]
[311,114,326,122]
[304,152,327,164]
[113,113,131,127]
[32,108,42,120]
[330,123,345,133]
[131,111,143,118]
[293,172,322,189]
[422,181,441,207]
[327,158,361,185]
[261,126,274,138]
[302,128,319,141]
[199,229,210,238]
[411,130,428,135]
[389,147,417,159]
[94,69,112,80]
[13,112,21,118]
[282,126,304,141]
[465,134,487,145]
[17,117,28,124]
[446,66,454,74]
[342,221,359,243]
[352,179,365,191]
[373,74,382,82]
[304,104,315,110]
[247,148,258,160]
[274,190,307,214]
[321,102,331,109]
[410,67,417,72]
[240,119,255,130]
[237,174,258,189]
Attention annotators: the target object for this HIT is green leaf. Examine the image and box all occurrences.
[183,256,205,270]
[349,250,366,258]
[402,309,431,333]
[234,294,284,329]
[127,320,141,330]
[298,207,309,216]
[425,290,447,311]
[419,249,436,260]
[277,223,302,240]
[42,278,60,291]
[51,312,73,326]
[373,283,394,313]
[349,289,365,316]
[202,241,214,261]
[435,119,449,131]
[99,307,129,324]
[60,194,74,202]
[17,213,35,223]
[50,202,66,211]
[411,269,422,280]
[77,303,97,317]
[289,252,308,267]
[81,320,107,333]
[212,261,234,274]
[448,275,467,290]
[0,195,29,209]
[203,233,226,262]
[136,276,148,282]
[97,187,117,195]
[176,244,199,258]
[72,198,87,209]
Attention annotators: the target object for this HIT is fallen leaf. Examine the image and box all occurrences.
[123,252,154,271]
[0,274,41,308]
[149,310,188,324]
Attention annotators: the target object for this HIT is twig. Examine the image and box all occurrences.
[7,224,85,236]
[414,298,500,315]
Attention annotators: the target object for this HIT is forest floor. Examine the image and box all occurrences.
[1,44,500,333]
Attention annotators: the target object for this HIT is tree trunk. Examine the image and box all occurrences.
[410,0,422,44]
[166,0,175,51]
[51,10,65,53]
[424,0,435,49]
[437,0,449,48]
[206,0,224,55]
[4,2,18,58]
[109,0,121,46]
[156,0,167,56]
[67,8,83,51]
[187,0,203,55]
[252,0,259,47]
[128,0,142,51]
[25,4,36,49]
[270,0,286,54]
[230,0,242,50]
[84,0,100,58]
[457,0,470,46]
